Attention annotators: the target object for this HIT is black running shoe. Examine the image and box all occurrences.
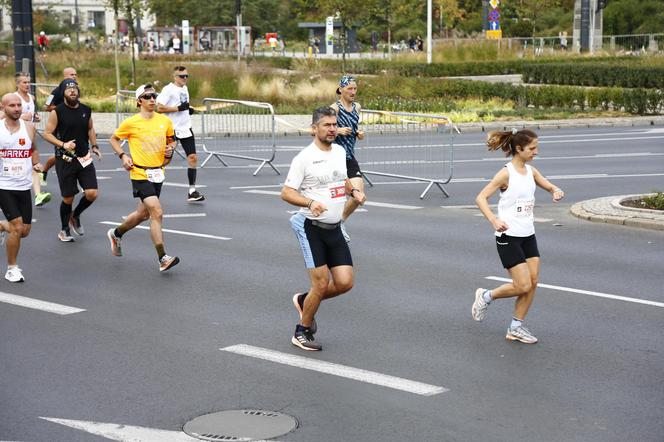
[291,326,321,351]
[187,190,205,202]
[292,293,317,334]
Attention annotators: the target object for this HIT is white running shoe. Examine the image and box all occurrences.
[159,254,180,272]
[506,325,538,344]
[58,230,75,242]
[5,266,24,283]
[107,228,122,256]
[472,288,489,321]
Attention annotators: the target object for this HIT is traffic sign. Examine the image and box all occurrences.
[489,10,500,21]
[489,21,500,31]
[489,0,500,9]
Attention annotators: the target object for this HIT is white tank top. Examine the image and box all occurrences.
[14,92,36,120]
[0,119,34,191]
[496,162,536,237]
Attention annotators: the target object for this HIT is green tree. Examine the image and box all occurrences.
[603,0,664,34]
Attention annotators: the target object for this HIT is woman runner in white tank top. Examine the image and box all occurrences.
[472,129,565,344]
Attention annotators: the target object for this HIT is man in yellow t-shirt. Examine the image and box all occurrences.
[107,84,180,272]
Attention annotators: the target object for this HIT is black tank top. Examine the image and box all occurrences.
[55,103,91,157]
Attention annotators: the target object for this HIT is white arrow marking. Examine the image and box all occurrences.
[39,417,200,442]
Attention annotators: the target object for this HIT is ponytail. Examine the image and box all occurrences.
[487,128,538,157]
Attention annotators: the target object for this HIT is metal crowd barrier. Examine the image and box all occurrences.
[357,110,456,199]
[200,98,279,176]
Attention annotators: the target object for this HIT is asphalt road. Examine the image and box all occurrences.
[1,126,662,442]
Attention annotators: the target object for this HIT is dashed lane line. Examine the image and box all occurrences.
[243,189,423,210]
[486,276,664,308]
[221,344,448,396]
[0,292,85,315]
[100,222,231,240]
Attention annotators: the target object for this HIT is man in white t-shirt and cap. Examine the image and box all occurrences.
[156,65,204,202]
[281,106,366,351]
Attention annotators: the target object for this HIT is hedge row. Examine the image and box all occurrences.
[250,55,641,79]
[366,80,663,115]
[521,63,664,88]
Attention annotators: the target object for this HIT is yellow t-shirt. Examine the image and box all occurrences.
[114,113,175,180]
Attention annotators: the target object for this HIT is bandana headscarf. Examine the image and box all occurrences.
[336,75,356,94]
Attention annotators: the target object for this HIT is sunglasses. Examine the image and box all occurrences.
[177,74,189,79]
[139,93,158,100]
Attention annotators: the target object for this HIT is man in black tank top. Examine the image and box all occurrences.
[43,81,101,242]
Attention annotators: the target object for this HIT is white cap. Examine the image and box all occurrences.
[40,31,45,36]
[134,84,153,99]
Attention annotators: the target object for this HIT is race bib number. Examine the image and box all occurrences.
[77,153,93,168]
[175,129,191,139]
[329,183,346,199]
[2,159,26,177]
[146,168,165,183]
[515,199,534,218]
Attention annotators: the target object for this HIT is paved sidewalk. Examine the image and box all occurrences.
[570,194,664,231]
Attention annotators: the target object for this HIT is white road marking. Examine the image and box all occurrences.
[245,190,422,210]
[96,176,112,180]
[0,292,85,315]
[100,222,231,240]
[221,344,448,396]
[244,189,281,196]
[40,417,200,442]
[163,213,207,218]
[472,214,553,222]
[485,276,664,308]
[451,172,664,184]
[364,201,422,210]
[231,184,284,189]
[162,182,208,188]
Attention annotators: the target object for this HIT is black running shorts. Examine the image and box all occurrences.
[0,189,32,224]
[55,157,98,197]
[495,234,540,269]
[131,179,163,201]
[346,157,362,179]
[176,130,197,156]
[289,213,353,269]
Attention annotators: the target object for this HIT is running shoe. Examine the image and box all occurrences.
[340,221,350,242]
[159,254,180,272]
[291,326,322,351]
[0,230,6,247]
[292,293,317,334]
[107,228,122,256]
[69,215,84,236]
[58,230,75,242]
[472,288,489,321]
[34,191,51,207]
[506,325,538,344]
[187,190,205,202]
[5,266,24,283]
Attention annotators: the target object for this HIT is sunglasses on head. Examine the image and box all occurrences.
[177,74,189,79]
[139,93,158,100]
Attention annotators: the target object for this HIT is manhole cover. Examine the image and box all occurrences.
[183,409,298,441]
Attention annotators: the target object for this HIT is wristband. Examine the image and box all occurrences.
[351,188,360,195]
[91,144,98,149]
[553,188,562,192]
[307,199,314,209]
[118,152,126,159]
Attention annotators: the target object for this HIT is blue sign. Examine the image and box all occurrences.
[489,10,500,21]
[490,21,500,31]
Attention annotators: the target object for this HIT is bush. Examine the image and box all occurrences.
[521,63,664,88]
[642,192,664,210]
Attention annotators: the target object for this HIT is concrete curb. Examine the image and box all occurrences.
[570,195,664,231]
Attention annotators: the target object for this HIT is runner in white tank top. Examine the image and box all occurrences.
[11,72,51,207]
[0,93,44,282]
[473,128,564,344]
